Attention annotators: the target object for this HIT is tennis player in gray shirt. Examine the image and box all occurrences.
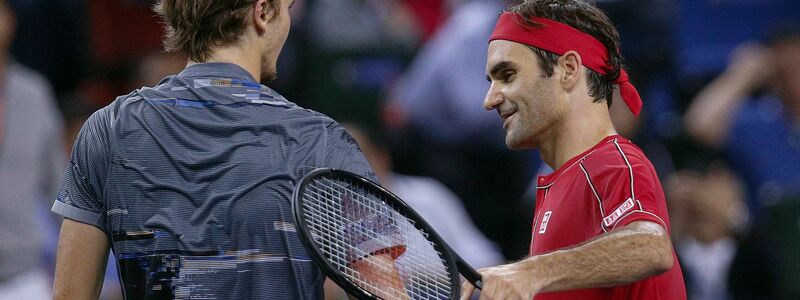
[51,0,404,299]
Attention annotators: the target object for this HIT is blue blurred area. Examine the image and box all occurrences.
[674,0,800,77]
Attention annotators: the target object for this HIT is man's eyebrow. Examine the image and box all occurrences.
[486,61,512,82]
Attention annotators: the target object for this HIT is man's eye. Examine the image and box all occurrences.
[503,71,516,83]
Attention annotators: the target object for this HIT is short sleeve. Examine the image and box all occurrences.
[52,107,114,232]
[585,146,669,232]
[324,123,378,183]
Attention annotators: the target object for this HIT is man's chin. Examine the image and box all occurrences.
[261,71,278,82]
[505,134,537,150]
[505,136,524,150]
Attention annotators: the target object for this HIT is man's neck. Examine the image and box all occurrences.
[375,168,393,191]
[539,102,618,171]
[190,45,262,81]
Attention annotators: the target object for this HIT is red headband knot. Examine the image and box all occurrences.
[490,12,642,117]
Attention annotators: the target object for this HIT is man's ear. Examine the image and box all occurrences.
[252,0,280,34]
[558,50,582,90]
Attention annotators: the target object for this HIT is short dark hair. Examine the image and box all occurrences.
[508,0,624,105]
[153,0,279,62]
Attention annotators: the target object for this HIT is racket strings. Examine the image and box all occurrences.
[311,179,451,268]
[306,210,451,300]
[304,185,418,299]
[305,182,453,292]
[303,194,452,287]
[314,178,454,283]
[301,177,455,299]
[308,180,450,261]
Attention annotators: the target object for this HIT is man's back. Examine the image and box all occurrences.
[53,63,376,299]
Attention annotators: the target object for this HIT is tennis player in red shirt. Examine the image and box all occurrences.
[461,1,686,299]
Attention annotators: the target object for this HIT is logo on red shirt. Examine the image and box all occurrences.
[538,211,553,234]
[603,198,636,227]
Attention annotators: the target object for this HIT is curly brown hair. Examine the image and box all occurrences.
[154,0,279,62]
[508,0,623,105]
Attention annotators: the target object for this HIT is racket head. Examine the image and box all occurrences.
[292,168,462,300]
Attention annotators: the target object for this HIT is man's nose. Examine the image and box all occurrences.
[484,82,503,111]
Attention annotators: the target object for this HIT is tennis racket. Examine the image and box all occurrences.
[292,168,483,300]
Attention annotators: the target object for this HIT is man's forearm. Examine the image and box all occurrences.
[520,221,674,292]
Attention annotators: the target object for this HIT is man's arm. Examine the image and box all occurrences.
[53,219,109,300]
[461,221,673,299]
[683,43,772,148]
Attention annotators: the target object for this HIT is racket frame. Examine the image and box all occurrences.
[292,168,468,300]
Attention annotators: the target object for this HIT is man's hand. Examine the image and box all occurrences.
[460,260,546,300]
[350,252,409,300]
[724,43,774,91]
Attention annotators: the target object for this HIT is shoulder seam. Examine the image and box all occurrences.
[579,161,608,233]
[612,138,643,211]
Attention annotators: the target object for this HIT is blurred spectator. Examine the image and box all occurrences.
[0,0,65,298]
[670,2,799,176]
[666,162,747,300]
[398,0,448,41]
[386,0,505,148]
[385,0,536,260]
[86,0,164,64]
[684,25,800,216]
[345,123,505,268]
[728,195,800,300]
[132,52,187,91]
[6,0,89,106]
[299,0,422,126]
[307,0,420,53]
[67,0,171,111]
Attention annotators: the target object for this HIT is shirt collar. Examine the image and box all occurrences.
[178,62,258,82]
[169,62,289,104]
[537,135,624,187]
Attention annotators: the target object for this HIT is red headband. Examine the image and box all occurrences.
[490,12,642,116]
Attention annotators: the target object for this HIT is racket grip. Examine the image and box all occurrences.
[456,256,483,290]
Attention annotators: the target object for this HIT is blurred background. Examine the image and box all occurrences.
[1,0,799,299]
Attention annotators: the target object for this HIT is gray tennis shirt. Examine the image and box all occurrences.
[52,63,377,299]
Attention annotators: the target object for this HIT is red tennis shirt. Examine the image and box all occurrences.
[531,135,686,299]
